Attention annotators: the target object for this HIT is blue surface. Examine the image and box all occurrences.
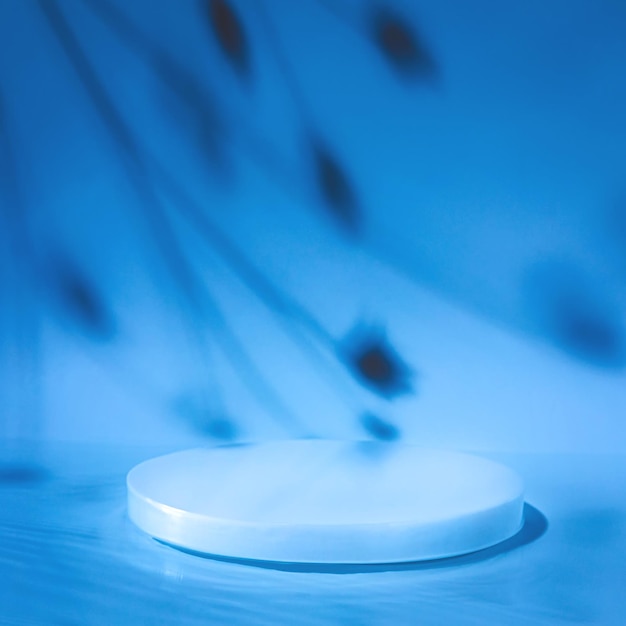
[1,445,625,625]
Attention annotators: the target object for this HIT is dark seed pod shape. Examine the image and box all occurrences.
[341,325,413,398]
[525,260,625,368]
[0,464,48,485]
[204,416,238,440]
[154,51,228,174]
[360,412,400,441]
[371,7,436,79]
[553,297,624,367]
[206,0,250,79]
[173,392,238,440]
[312,141,360,233]
[53,260,116,340]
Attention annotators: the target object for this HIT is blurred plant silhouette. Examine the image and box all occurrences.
[206,0,251,81]
[1,0,625,456]
[0,0,435,450]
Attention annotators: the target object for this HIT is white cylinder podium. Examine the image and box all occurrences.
[127,440,524,564]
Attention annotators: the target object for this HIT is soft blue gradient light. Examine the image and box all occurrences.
[0,0,625,623]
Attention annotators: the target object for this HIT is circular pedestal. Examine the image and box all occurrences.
[127,440,524,564]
